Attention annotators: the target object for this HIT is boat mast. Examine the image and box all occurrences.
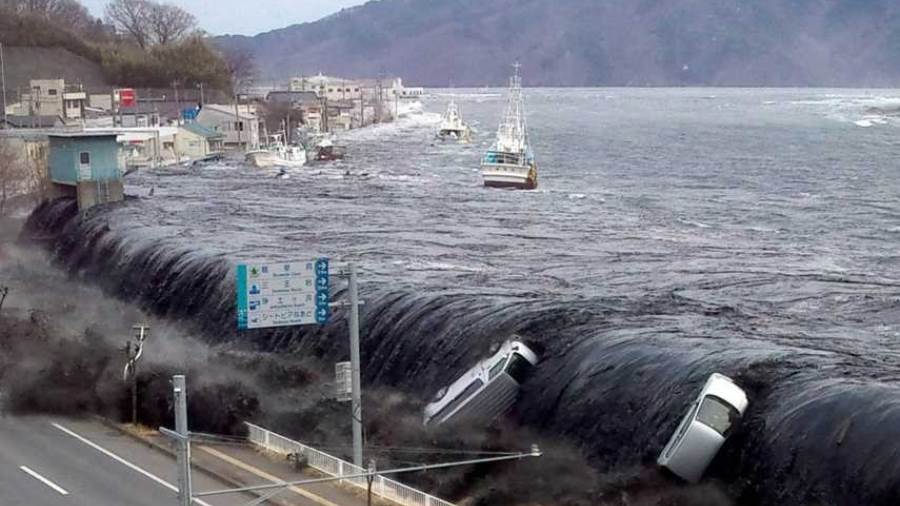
[496,61,526,152]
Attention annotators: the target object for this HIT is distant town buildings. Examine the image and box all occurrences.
[280,73,424,133]
[0,69,424,193]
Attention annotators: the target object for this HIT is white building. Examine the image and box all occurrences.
[196,104,259,150]
[21,79,88,121]
[289,74,424,104]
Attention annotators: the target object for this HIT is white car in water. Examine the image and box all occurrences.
[423,338,539,427]
[657,373,749,483]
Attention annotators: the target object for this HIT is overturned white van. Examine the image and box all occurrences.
[657,373,749,483]
[423,338,539,427]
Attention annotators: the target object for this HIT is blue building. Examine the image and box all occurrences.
[48,133,124,211]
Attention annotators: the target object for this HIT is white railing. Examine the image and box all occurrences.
[245,422,456,506]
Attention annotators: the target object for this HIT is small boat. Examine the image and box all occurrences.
[480,62,537,190]
[436,100,471,142]
[245,132,307,168]
[313,135,347,161]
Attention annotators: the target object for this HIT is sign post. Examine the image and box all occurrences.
[235,257,365,468]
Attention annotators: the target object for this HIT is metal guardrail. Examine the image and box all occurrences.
[245,422,456,506]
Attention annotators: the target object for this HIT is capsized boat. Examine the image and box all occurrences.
[480,63,537,190]
[245,132,307,168]
[436,100,471,142]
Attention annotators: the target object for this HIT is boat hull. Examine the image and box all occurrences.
[246,149,306,168]
[437,128,471,143]
[480,163,538,190]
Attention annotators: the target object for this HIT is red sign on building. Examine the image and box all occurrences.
[118,88,136,107]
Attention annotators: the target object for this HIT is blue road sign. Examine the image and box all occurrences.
[236,258,330,329]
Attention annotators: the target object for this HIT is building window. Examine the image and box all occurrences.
[80,152,90,165]
[234,121,244,131]
[48,89,58,96]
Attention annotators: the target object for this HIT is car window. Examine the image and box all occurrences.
[696,396,740,437]
[505,353,535,383]
[488,355,508,380]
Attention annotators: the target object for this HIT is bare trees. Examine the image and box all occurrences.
[0,0,94,33]
[222,47,257,93]
[147,3,196,46]
[104,0,196,49]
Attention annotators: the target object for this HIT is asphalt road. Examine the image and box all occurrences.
[0,415,251,506]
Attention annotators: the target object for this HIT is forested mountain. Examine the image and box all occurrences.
[216,0,900,86]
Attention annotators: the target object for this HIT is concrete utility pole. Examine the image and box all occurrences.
[173,375,192,506]
[347,262,364,467]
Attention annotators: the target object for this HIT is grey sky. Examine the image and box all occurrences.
[80,0,367,36]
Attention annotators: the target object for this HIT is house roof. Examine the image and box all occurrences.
[181,122,224,139]
[201,104,256,120]
[1,115,61,128]
[266,91,321,105]
[48,132,119,139]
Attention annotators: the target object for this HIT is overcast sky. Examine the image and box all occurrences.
[80,0,367,36]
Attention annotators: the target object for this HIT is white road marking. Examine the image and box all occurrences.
[20,465,69,496]
[51,422,214,506]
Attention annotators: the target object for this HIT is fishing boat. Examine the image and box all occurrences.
[245,132,307,168]
[480,63,537,190]
[436,100,472,142]
[312,134,347,162]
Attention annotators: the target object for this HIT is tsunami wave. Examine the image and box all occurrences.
[21,197,900,506]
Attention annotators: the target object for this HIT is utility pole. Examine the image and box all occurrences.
[173,80,180,122]
[0,42,7,128]
[197,82,204,107]
[123,324,149,426]
[173,375,192,506]
[234,95,243,150]
[347,262,364,467]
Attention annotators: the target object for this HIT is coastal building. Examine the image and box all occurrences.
[20,79,88,121]
[266,90,321,107]
[47,132,123,211]
[289,74,424,103]
[196,104,260,150]
[176,123,225,159]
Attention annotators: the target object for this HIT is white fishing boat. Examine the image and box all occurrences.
[480,62,537,190]
[245,132,307,168]
[436,100,472,142]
